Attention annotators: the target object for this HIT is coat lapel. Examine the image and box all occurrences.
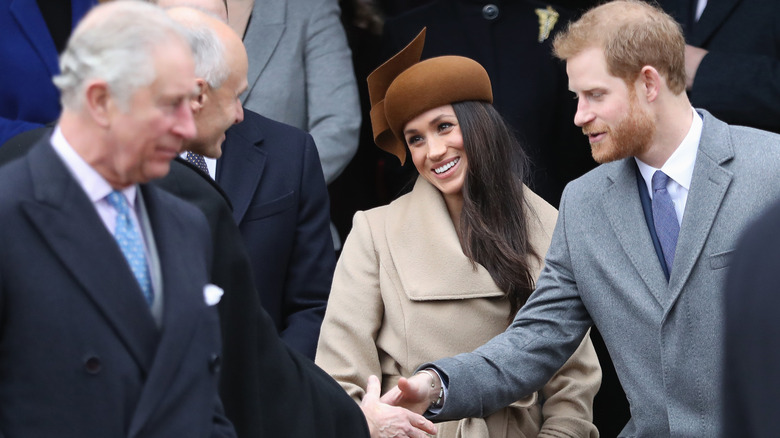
[216,116,267,223]
[602,160,670,307]
[690,0,742,46]
[386,177,503,300]
[240,0,285,103]
[9,0,60,77]
[71,0,95,28]
[127,186,207,437]
[22,141,159,373]
[666,111,733,311]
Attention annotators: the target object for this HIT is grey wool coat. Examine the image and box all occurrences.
[425,110,780,437]
[240,0,360,184]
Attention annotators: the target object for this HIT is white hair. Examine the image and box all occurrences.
[174,16,229,89]
[54,1,191,110]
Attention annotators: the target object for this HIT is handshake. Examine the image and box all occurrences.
[360,371,442,438]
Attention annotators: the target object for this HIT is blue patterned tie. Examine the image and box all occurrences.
[185,151,209,175]
[652,171,680,276]
[106,191,154,306]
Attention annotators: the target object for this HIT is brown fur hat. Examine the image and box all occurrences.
[367,28,493,164]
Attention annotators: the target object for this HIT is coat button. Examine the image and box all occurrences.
[84,356,102,374]
[482,4,499,20]
[208,353,221,374]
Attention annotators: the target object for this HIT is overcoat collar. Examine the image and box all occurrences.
[217,113,267,224]
[602,109,733,311]
[689,0,742,46]
[240,0,285,104]
[127,184,210,437]
[666,109,733,312]
[9,0,95,78]
[658,0,742,46]
[22,140,210,436]
[22,140,160,372]
[385,177,504,301]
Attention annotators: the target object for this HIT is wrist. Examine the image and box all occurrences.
[416,369,444,409]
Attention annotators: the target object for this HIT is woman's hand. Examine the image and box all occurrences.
[380,372,439,415]
[361,375,437,438]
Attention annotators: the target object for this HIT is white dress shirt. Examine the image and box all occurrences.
[50,126,163,322]
[696,0,708,21]
[635,107,702,226]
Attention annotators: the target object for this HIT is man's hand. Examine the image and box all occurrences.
[380,372,438,415]
[361,375,437,438]
[685,44,708,90]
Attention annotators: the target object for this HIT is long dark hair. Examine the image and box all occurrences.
[452,101,539,321]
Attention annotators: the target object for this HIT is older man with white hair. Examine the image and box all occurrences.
[153,0,338,363]
[0,2,236,437]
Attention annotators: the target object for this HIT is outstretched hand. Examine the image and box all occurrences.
[380,373,437,415]
[361,375,437,438]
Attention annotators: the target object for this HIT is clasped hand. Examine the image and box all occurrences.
[360,374,438,438]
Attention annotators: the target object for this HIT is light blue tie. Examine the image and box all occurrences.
[106,191,153,306]
[652,171,680,277]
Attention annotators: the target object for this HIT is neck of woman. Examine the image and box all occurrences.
[444,192,464,234]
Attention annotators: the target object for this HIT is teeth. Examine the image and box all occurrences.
[434,157,459,174]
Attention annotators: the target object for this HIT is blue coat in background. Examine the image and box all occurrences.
[0,0,96,145]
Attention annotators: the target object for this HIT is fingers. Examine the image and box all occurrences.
[410,412,437,435]
[397,375,427,403]
[361,377,439,438]
[364,374,380,401]
[379,384,402,405]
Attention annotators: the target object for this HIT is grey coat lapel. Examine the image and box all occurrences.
[666,111,734,311]
[240,0,285,103]
[602,159,670,307]
[22,142,159,373]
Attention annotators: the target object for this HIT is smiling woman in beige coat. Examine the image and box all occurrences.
[315,29,601,438]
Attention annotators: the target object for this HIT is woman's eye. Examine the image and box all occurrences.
[406,135,423,146]
[438,122,453,132]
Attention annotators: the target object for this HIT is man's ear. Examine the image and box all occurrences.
[84,80,112,127]
[638,65,662,103]
[191,78,209,113]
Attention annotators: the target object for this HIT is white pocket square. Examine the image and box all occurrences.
[203,284,223,306]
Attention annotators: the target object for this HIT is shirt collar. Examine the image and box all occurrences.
[50,125,137,207]
[635,107,702,192]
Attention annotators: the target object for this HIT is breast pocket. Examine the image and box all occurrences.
[709,249,734,270]
[244,191,295,222]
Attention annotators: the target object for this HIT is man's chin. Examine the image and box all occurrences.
[140,161,172,183]
[207,144,223,159]
[591,143,615,164]
[591,148,630,164]
[189,140,222,159]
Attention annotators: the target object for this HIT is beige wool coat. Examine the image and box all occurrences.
[316,177,601,438]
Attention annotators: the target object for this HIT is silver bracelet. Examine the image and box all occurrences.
[416,369,444,408]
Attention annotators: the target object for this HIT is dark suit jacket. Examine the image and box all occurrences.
[217,109,336,359]
[659,0,780,133]
[382,0,597,206]
[0,0,96,145]
[0,139,234,437]
[0,131,370,438]
[161,158,370,438]
[723,198,780,438]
